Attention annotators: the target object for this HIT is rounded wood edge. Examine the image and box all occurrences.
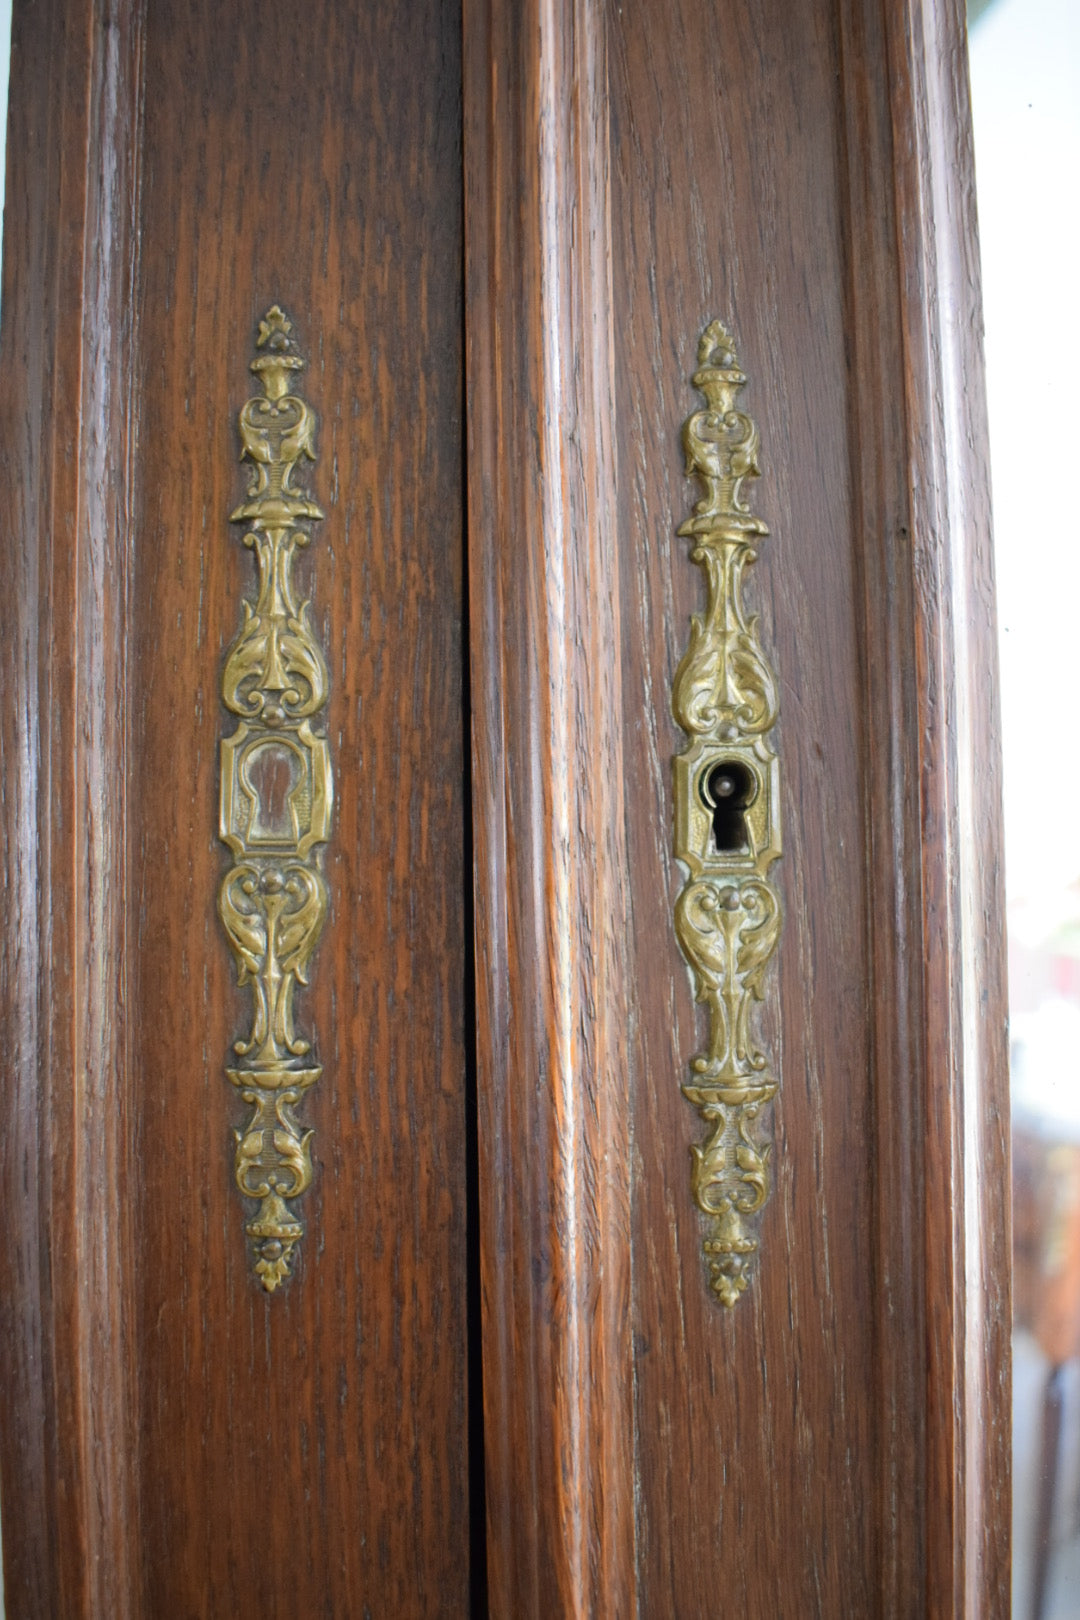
[0,1,146,1614]
[837,0,1010,1611]
[464,0,637,1612]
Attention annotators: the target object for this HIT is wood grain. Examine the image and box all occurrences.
[605,0,1009,1611]
[0,0,472,1614]
[0,0,1010,1614]
[128,1,469,1614]
[877,0,1011,1606]
[464,0,635,1613]
[0,2,143,1613]
[609,1,880,1609]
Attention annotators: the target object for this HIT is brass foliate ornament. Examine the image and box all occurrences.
[219,307,332,1292]
[672,321,783,1307]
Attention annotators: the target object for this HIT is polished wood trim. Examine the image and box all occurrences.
[0,1,145,1614]
[463,0,636,1611]
[839,0,1011,1610]
[836,0,929,1604]
[891,2,1011,1607]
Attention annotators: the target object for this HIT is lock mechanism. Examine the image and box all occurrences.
[672,320,783,1308]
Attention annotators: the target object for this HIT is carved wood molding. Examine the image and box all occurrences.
[464,0,635,1610]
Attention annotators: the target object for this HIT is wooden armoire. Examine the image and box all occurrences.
[0,0,1010,1613]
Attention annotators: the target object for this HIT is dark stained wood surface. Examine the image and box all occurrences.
[465,0,1009,1612]
[463,0,636,1612]
[879,0,1011,1604]
[0,0,471,1614]
[0,2,144,1614]
[605,0,1009,1612]
[1,0,1009,1614]
[130,2,469,1614]
[609,1,879,1610]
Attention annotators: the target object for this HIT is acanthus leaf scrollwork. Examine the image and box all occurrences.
[218,306,333,1293]
[219,861,328,1063]
[672,320,783,1308]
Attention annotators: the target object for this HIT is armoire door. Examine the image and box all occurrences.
[464,0,1008,1613]
[0,1,476,1616]
[0,0,1009,1616]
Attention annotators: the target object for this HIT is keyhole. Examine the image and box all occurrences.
[247,740,302,840]
[701,761,755,853]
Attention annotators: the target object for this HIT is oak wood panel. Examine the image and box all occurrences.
[462,0,1008,1609]
[0,0,472,1613]
[464,0,635,1612]
[128,3,469,1614]
[609,1,879,1610]
[606,0,1010,1613]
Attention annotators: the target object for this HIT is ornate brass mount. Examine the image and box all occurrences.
[672,321,782,1307]
[219,306,332,1292]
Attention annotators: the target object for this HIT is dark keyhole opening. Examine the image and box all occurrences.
[701,760,755,853]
